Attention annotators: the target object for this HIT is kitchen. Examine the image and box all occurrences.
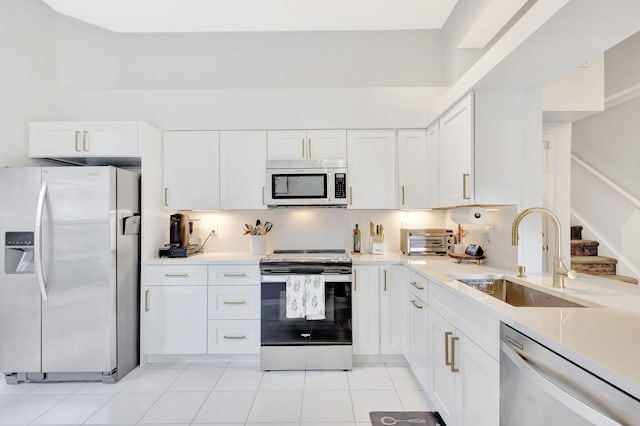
[1,0,640,425]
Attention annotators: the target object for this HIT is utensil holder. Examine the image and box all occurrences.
[368,236,384,255]
[250,235,266,255]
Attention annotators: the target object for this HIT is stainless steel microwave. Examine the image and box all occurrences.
[266,160,348,207]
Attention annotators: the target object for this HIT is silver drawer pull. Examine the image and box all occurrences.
[410,299,424,309]
[223,335,246,340]
[410,281,424,290]
[223,300,247,305]
[223,273,247,277]
[165,273,189,277]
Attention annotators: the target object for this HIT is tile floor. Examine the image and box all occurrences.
[0,362,435,425]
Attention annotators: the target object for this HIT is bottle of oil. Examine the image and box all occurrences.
[353,224,361,253]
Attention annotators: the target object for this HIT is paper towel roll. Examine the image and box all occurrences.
[450,207,487,224]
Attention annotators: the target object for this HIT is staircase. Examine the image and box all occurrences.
[570,226,638,284]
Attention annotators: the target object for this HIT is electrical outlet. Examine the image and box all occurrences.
[210,224,219,236]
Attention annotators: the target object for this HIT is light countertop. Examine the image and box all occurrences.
[144,250,640,397]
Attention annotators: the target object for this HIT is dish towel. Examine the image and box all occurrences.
[286,275,326,320]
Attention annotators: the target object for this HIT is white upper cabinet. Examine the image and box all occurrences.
[438,93,474,207]
[426,122,440,209]
[267,129,346,160]
[346,130,397,209]
[163,131,220,210]
[220,130,267,210]
[435,90,523,208]
[398,129,429,209]
[29,121,142,159]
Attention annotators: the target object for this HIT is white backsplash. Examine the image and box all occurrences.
[181,209,446,254]
[162,206,517,271]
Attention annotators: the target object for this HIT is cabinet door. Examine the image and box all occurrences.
[439,93,474,207]
[82,122,139,156]
[220,130,267,209]
[380,265,406,355]
[29,122,84,157]
[143,285,207,355]
[457,333,499,426]
[429,309,456,424]
[426,122,440,208]
[163,131,220,210]
[352,265,380,355]
[409,294,429,391]
[398,129,429,209]
[347,130,398,209]
[307,129,346,160]
[267,130,307,160]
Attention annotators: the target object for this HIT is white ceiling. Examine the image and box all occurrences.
[41,0,459,33]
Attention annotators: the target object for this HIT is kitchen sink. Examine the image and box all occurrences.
[449,275,587,308]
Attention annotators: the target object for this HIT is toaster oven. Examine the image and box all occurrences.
[401,228,454,256]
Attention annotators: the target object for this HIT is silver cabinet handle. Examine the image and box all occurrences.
[410,281,424,290]
[144,289,150,312]
[223,335,246,340]
[354,269,357,291]
[301,138,305,158]
[445,331,453,367]
[451,336,460,373]
[410,299,423,309]
[164,188,169,207]
[349,186,353,205]
[165,273,189,277]
[74,131,81,152]
[223,273,247,277]
[262,186,265,206]
[82,130,89,151]
[463,173,470,200]
[223,300,247,305]
[384,269,387,292]
[308,138,312,158]
[401,186,405,205]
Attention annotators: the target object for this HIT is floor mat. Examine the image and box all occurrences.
[369,411,446,425]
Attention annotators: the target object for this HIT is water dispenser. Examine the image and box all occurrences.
[5,231,34,274]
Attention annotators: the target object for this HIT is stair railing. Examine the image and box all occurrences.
[571,154,640,210]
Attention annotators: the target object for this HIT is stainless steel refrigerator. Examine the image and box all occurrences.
[0,166,140,383]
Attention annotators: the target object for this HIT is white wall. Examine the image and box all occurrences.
[55,15,446,90]
[0,0,57,167]
[604,30,640,99]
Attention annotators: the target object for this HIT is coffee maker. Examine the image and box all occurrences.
[159,213,198,257]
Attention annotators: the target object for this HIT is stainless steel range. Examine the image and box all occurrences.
[259,249,352,371]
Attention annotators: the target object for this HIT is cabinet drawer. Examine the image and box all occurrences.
[208,286,260,319]
[144,265,207,285]
[429,282,499,360]
[207,320,260,354]
[407,271,428,302]
[208,265,260,285]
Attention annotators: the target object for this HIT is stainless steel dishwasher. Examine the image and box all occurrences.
[500,323,640,425]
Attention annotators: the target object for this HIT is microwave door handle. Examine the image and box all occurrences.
[500,342,621,425]
[34,182,49,301]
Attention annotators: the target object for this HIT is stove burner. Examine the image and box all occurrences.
[259,249,352,275]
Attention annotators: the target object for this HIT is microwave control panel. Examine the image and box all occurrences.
[334,173,347,199]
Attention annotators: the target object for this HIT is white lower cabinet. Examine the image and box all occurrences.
[352,265,380,355]
[143,284,208,355]
[408,290,429,391]
[207,265,260,355]
[380,265,406,355]
[429,299,499,426]
[208,320,260,354]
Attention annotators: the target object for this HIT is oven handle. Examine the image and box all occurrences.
[261,274,352,283]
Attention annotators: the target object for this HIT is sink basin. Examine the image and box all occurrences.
[450,275,587,308]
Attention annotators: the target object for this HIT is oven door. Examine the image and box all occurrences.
[260,274,352,346]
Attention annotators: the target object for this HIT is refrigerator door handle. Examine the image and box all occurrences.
[34,182,49,301]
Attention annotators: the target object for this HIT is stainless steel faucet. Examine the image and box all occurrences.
[511,207,577,289]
